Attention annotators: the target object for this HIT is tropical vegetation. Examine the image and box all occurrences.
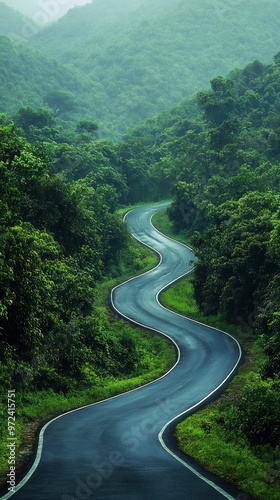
[0,1,280,496]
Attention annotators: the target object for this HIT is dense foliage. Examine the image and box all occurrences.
[167,56,280,384]
[0,34,103,133]
[3,0,280,138]
[0,118,149,397]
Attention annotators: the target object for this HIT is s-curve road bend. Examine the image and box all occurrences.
[2,202,242,500]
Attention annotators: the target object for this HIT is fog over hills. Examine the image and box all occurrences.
[2,0,91,23]
[0,2,35,39]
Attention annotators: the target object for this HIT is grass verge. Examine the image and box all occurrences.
[153,208,280,500]
[152,209,191,246]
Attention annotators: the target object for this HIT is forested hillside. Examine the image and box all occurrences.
[0,98,176,401]
[2,0,280,138]
[0,118,127,393]
[125,52,280,372]
[0,34,111,132]
[27,0,280,137]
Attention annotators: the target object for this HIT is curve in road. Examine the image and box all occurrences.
[1,202,242,500]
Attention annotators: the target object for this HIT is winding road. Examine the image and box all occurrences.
[2,202,242,500]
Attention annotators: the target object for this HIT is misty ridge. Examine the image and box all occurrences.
[1,0,280,138]
[1,0,91,23]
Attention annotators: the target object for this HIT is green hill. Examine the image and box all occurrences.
[26,0,280,137]
[121,51,280,201]
[0,35,110,131]
[2,0,280,139]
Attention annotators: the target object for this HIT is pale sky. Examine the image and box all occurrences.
[3,0,92,23]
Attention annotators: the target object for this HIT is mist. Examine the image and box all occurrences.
[2,0,92,23]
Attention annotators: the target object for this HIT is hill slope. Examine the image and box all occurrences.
[0,35,111,130]
[27,0,280,137]
[2,0,91,22]
[119,50,280,202]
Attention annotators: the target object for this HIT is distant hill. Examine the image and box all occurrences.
[2,0,91,23]
[2,0,280,139]
[25,0,280,137]
[0,2,37,40]
[0,35,104,126]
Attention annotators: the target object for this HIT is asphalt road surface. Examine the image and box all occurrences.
[2,203,242,500]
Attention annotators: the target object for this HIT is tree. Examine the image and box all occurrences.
[13,106,60,142]
[237,374,280,447]
[192,192,279,321]
[45,91,75,116]
[261,311,280,379]
[197,76,237,125]
[76,120,98,142]
[0,223,60,355]
[168,182,198,232]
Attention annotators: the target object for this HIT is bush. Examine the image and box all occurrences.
[237,374,280,447]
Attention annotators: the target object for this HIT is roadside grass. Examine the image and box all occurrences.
[117,199,171,219]
[175,409,280,500]
[152,209,191,246]
[0,202,176,484]
[153,208,280,500]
